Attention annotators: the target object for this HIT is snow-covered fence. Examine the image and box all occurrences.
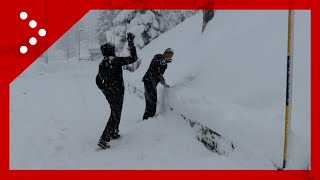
[127,83,235,155]
[92,54,103,61]
[88,48,103,61]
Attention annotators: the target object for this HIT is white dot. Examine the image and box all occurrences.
[20,12,28,20]
[29,20,37,28]
[38,29,46,37]
[29,37,37,45]
[20,46,28,54]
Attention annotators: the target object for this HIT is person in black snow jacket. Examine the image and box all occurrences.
[96,32,137,149]
[142,48,174,120]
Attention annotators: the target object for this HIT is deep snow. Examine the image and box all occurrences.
[10,10,310,169]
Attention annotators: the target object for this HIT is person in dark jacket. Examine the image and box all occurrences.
[142,48,174,120]
[96,33,137,149]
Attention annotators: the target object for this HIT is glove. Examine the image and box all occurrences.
[127,32,135,41]
[160,78,170,87]
[160,77,165,85]
[164,84,170,88]
[127,32,135,47]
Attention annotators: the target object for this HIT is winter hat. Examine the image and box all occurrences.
[163,48,174,63]
[164,48,174,55]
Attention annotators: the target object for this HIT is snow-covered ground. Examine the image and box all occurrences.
[10,10,310,169]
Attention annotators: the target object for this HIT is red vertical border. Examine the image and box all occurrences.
[0,84,9,171]
[0,0,316,179]
[311,3,319,180]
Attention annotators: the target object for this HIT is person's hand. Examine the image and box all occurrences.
[127,32,135,47]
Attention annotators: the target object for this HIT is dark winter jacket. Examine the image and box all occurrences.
[142,54,168,85]
[96,46,137,94]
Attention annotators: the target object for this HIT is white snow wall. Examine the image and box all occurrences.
[123,11,310,169]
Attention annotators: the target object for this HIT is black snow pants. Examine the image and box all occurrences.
[100,87,124,142]
[143,80,158,120]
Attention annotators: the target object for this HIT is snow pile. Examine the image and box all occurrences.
[125,10,310,169]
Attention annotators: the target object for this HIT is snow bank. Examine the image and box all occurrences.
[125,10,310,169]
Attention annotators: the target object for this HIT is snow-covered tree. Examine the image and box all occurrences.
[96,10,121,45]
[202,10,215,33]
[96,10,198,54]
[159,10,197,30]
[114,10,163,50]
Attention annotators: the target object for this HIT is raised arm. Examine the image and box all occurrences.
[116,33,138,66]
[117,45,138,66]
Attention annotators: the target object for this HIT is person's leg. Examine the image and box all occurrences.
[100,90,116,143]
[149,83,157,117]
[143,81,157,119]
[143,81,152,119]
[112,93,124,138]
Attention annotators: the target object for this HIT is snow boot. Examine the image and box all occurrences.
[98,138,110,149]
[111,129,120,140]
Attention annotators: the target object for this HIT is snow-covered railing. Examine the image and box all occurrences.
[91,54,103,61]
[127,83,235,155]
